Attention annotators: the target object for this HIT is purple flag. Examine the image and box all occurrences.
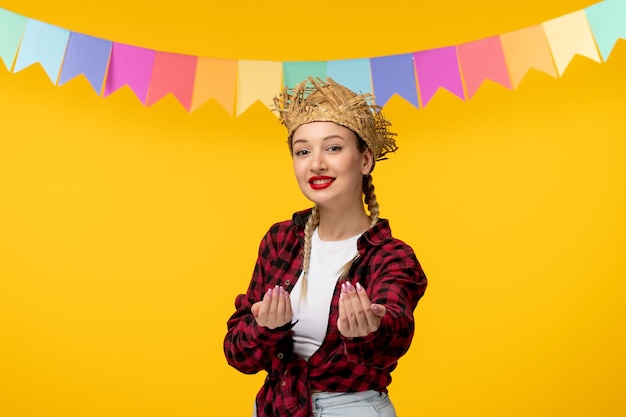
[370,54,419,107]
[59,33,112,93]
[413,46,465,106]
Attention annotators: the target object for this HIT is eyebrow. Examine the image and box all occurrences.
[292,135,346,146]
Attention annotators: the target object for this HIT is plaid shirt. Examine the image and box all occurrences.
[224,209,427,417]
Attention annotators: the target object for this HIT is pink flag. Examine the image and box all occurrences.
[147,52,197,111]
[413,46,464,106]
[457,36,512,98]
[104,43,156,104]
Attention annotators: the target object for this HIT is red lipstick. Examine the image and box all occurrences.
[309,176,334,190]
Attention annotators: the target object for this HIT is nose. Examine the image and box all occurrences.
[310,150,327,172]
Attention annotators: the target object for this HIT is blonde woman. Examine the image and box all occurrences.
[224,78,427,417]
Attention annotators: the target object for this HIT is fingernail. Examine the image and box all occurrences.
[346,282,354,292]
[341,283,347,293]
[372,304,380,312]
[356,282,364,292]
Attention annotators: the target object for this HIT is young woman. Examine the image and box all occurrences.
[223,77,427,417]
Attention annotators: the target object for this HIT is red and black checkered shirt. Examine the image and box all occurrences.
[224,209,427,417]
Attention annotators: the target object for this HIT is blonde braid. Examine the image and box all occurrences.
[363,174,379,226]
[300,205,320,299]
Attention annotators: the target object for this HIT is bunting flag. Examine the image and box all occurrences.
[103,43,156,104]
[586,0,626,61]
[0,1,623,115]
[58,33,112,93]
[457,36,512,98]
[413,46,465,106]
[147,52,197,110]
[13,19,70,83]
[0,8,26,70]
[191,57,237,115]
[543,10,601,75]
[283,61,327,89]
[326,58,371,95]
[371,53,419,108]
[500,25,557,89]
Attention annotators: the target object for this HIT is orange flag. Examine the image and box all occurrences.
[500,25,557,88]
[191,57,238,115]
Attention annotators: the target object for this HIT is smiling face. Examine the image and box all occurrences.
[291,121,373,210]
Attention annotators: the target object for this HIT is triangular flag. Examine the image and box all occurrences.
[0,8,27,71]
[327,58,372,94]
[103,43,156,104]
[500,25,557,88]
[147,51,197,111]
[58,32,112,94]
[236,60,282,116]
[191,57,237,115]
[585,0,626,61]
[543,10,601,75]
[413,46,464,106]
[13,19,70,83]
[457,36,512,98]
[283,61,327,88]
[370,53,419,107]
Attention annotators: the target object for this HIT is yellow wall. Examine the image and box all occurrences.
[1,1,625,416]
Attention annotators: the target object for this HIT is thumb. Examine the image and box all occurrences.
[371,304,387,318]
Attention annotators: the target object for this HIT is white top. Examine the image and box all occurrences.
[290,228,360,360]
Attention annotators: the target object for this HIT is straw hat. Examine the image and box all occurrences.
[272,77,398,163]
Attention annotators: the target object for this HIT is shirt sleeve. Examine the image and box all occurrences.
[223,225,294,374]
[342,247,427,369]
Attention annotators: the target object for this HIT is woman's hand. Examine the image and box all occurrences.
[251,285,293,329]
[337,281,387,338]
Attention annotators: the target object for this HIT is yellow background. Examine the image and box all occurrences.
[1,0,625,416]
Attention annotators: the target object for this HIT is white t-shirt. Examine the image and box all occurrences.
[290,228,360,360]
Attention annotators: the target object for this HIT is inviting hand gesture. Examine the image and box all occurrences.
[337,281,387,338]
[251,285,293,329]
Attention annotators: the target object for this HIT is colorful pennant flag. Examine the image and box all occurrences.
[13,19,70,83]
[457,36,511,98]
[104,43,156,104]
[543,10,601,75]
[500,25,557,88]
[147,52,197,111]
[283,61,327,89]
[585,0,626,61]
[0,1,620,115]
[236,60,282,116]
[0,8,27,70]
[191,57,238,115]
[58,33,112,93]
[413,46,465,106]
[370,53,419,108]
[326,58,372,94]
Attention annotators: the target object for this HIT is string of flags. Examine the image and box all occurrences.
[0,0,624,116]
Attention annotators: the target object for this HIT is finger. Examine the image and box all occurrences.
[355,282,379,329]
[371,303,387,318]
[337,290,351,335]
[267,286,278,319]
[274,286,286,320]
[258,287,272,316]
[345,282,369,331]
